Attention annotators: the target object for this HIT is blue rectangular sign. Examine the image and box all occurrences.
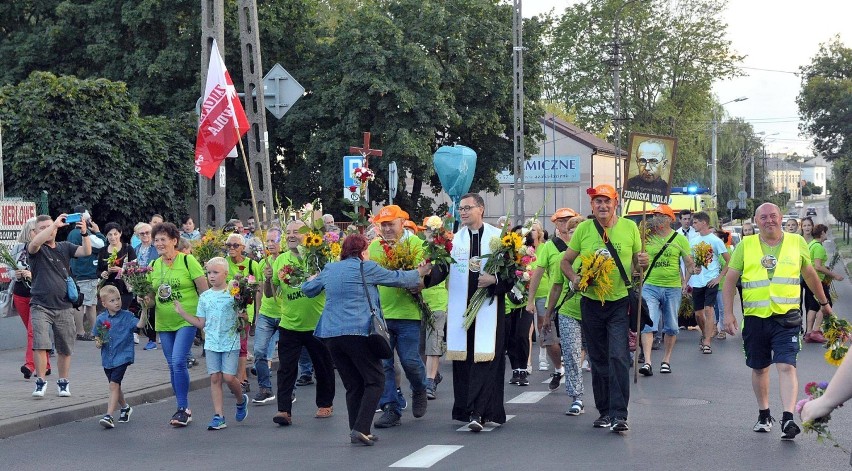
[497,155,581,184]
[343,156,364,187]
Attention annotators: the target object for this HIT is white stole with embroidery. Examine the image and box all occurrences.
[446,223,502,362]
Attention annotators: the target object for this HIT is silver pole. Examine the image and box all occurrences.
[0,117,4,199]
[711,108,718,197]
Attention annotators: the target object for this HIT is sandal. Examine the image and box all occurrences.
[701,344,712,354]
[660,362,671,374]
[315,406,333,418]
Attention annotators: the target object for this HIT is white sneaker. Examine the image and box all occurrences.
[57,379,71,397]
[32,378,47,398]
[133,333,140,344]
[538,361,549,371]
[581,359,591,371]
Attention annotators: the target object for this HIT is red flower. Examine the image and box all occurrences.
[238,265,246,271]
[349,185,358,192]
[103,320,111,329]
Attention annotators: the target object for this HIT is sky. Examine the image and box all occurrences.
[524,0,852,156]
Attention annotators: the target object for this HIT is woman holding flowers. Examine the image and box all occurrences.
[302,234,430,446]
[98,223,137,310]
[559,185,648,433]
[225,233,260,394]
[133,222,159,349]
[804,223,844,344]
[144,222,208,427]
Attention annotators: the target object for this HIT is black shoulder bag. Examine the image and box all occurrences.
[592,220,652,332]
[359,262,393,359]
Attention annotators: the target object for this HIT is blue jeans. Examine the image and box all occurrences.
[299,347,314,378]
[159,326,197,409]
[642,285,682,336]
[379,319,427,413]
[253,314,280,390]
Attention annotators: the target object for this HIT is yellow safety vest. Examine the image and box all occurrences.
[740,234,802,318]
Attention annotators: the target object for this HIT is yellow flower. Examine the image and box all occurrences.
[825,348,845,367]
[425,215,443,230]
[230,287,240,296]
[330,242,342,259]
[304,232,323,248]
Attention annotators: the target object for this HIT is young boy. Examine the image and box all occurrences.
[94,285,147,429]
[175,257,248,430]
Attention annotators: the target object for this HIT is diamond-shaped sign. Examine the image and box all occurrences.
[262,63,305,120]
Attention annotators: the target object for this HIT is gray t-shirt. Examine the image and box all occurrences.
[28,241,79,310]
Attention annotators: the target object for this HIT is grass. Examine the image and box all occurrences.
[830,225,852,275]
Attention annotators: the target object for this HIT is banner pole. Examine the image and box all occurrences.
[236,131,262,231]
[634,201,648,384]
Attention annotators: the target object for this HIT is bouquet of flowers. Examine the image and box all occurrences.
[376,237,436,332]
[229,273,259,338]
[797,381,847,453]
[508,245,538,304]
[826,252,843,301]
[94,320,111,348]
[192,229,227,266]
[0,243,19,270]
[575,248,616,304]
[693,241,714,269]
[821,313,851,366]
[462,226,524,330]
[278,264,308,288]
[421,215,456,268]
[123,260,155,309]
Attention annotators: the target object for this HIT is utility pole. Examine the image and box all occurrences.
[512,0,525,225]
[237,0,273,227]
[198,0,226,229]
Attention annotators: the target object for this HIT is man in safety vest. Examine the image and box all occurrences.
[722,203,833,441]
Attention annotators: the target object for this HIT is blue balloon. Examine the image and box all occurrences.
[433,145,477,198]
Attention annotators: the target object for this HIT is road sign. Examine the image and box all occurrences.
[343,156,364,202]
[726,200,737,210]
[262,64,305,120]
[388,161,398,204]
[737,190,748,200]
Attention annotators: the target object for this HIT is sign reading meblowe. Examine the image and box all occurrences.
[0,200,36,242]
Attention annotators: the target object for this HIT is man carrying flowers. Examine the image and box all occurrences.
[370,205,436,428]
[687,211,730,355]
[722,203,833,440]
[559,185,648,433]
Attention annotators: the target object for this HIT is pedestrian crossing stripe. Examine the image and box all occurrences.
[507,391,550,403]
[389,445,463,468]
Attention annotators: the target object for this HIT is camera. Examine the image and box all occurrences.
[65,213,83,224]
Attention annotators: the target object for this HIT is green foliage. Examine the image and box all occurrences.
[0,72,196,228]
[797,36,852,160]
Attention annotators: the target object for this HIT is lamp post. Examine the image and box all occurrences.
[712,96,748,198]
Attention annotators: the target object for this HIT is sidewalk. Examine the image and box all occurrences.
[0,337,272,439]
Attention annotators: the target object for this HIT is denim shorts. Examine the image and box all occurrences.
[205,349,240,375]
[642,285,681,335]
[742,316,800,369]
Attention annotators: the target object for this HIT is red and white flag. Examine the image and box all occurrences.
[194,39,250,179]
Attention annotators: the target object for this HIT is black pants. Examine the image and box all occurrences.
[581,296,630,420]
[505,307,533,370]
[324,335,384,435]
[276,327,335,413]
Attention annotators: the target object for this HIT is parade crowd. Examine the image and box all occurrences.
[8,187,852,446]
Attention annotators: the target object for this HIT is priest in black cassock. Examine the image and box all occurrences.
[446,193,515,432]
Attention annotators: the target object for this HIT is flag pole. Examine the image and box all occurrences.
[634,201,647,384]
[236,130,262,231]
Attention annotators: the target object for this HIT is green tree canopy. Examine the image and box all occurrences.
[0,72,196,228]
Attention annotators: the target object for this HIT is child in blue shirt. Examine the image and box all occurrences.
[93,285,147,429]
[175,257,248,430]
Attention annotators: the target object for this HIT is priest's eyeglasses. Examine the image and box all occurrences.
[459,205,480,213]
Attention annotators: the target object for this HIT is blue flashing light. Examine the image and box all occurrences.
[686,185,699,194]
[673,185,709,195]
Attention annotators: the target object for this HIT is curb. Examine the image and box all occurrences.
[0,360,278,439]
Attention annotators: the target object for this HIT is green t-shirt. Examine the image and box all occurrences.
[809,240,828,281]
[257,255,282,319]
[567,217,641,302]
[551,258,582,320]
[533,240,566,300]
[728,233,811,277]
[148,253,206,332]
[272,250,325,331]
[368,237,425,320]
[644,231,690,288]
[422,281,448,312]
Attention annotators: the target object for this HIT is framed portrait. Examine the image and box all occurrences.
[622,133,678,204]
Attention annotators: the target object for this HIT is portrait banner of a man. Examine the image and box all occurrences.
[622,133,678,204]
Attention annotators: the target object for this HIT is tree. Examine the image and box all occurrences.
[797,36,852,160]
[547,0,743,185]
[0,72,196,228]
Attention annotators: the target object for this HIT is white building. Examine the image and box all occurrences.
[801,163,827,198]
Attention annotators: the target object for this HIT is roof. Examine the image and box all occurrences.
[765,158,802,172]
[540,114,625,156]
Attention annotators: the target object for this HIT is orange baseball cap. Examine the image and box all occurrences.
[550,208,579,222]
[373,205,410,224]
[587,184,618,200]
[652,204,676,221]
[403,220,422,233]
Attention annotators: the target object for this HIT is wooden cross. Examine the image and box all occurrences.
[349,132,383,169]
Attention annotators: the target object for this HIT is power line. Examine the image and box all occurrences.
[740,65,800,75]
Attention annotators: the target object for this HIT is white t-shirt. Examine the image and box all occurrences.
[688,233,728,288]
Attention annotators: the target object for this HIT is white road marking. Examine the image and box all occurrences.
[456,415,515,432]
[507,391,550,403]
[389,445,463,468]
[541,377,564,385]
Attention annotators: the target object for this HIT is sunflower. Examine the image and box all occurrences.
[330,242,342,259]
[825,347,846,367]
[304,232,323,248]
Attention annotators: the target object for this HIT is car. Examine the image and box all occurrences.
[806,207,817,216]
[794,200,804,208]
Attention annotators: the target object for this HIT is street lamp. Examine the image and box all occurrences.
[711,96,748,198]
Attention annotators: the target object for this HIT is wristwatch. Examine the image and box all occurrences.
[820,301,830,306]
